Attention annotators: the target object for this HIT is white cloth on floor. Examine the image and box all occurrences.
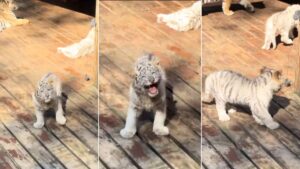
[57,26,95,59]
[157,1,201,32]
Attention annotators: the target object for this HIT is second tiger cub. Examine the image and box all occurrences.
[222,0,255,16]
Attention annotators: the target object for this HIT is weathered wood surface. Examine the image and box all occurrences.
[0,0,101,168]
[203,0,300,168]
[99,1,200,169]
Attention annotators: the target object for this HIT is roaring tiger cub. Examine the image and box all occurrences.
[203,67,290,129]
[0,0,29,31]
[32,73,66,128]
[120,54,168,138]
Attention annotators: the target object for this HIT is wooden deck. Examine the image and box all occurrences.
[202,1,300,168]
[98,1,200,169]
[0,1,98,169]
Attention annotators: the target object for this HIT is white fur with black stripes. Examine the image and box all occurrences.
[120,54,169,138]
[32,73,66,128]
[203,68,288,129]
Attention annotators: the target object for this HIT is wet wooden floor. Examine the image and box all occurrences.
[98,1,200,169]
[0,1,98,168]
[202,1,300,168]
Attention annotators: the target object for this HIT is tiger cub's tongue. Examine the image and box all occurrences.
[149,85,158,94]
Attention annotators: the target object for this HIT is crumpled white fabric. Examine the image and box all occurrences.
[57,26,95,59]
[157,1,201,32]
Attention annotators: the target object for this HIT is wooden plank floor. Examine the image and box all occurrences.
[0,1,99,169]
[202,1,300,168]
[98,1,200,169]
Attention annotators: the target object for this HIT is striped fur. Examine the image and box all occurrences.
[0,20,10,31]
[203,68,287,129]
[32,73,66,129]
[222,0,254,16]
[203,0,254,15]
[0,0,28,32]
[120,54,169,138]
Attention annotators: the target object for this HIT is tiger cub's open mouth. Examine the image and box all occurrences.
[147,83,159,97]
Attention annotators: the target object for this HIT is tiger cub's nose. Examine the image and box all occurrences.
[149,77,154,83]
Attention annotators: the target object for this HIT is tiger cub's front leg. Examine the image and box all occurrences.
[13,18,29,26]
[120,105,139,138]
[153,106,169,136]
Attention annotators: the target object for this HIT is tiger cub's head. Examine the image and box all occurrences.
[260,67,291,93]
[1,0,18,11]
[133,53,165,98]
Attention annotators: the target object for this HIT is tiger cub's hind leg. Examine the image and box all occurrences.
[227,105,237,114]
[216,100,230,121]
[222,0,234,16]
[240,0,255,12]
[202,93,214,103]
[252,114,264,125]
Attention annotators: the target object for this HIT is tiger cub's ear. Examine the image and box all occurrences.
[153,57,160,66]
[293,10,300,21]
[260,66,269,74]
[147,53,160,66]
[134,66,140,76]
[274,70,282,79]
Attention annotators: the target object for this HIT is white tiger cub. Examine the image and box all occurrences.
[32,73,66,128]
[203,67,290,129]
[120,54,168,138]
[262,5,300,50]
[0,0,29,31]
